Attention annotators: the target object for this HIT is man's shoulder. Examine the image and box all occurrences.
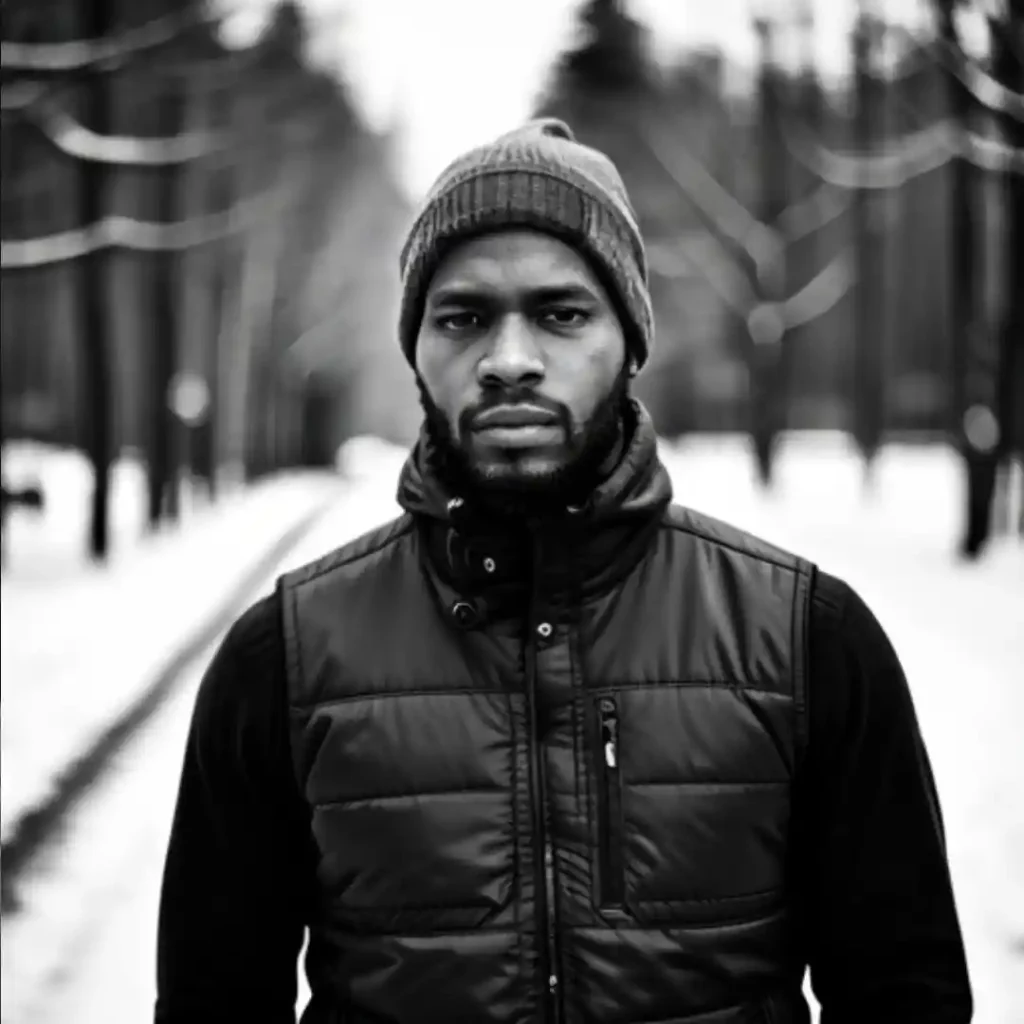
[659,502,815,575]
[278,511,416,592]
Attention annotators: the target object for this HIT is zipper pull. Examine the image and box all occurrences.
[599,698,618,769]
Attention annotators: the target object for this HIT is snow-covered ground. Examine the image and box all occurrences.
[1,444,346,844]
[1,441,407,1024]
[662,434,1024,1022]
[2,435,1021,1023]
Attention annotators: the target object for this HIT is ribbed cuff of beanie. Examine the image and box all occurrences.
[398,167,653,369]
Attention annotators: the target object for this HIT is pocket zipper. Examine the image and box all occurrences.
[597,698,625,907]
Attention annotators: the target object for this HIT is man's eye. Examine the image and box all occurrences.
[436,312,484,332]
[541,307,589,327]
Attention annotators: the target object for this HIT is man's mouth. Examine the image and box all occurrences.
[471,405,562,447]
[472,404,559,430]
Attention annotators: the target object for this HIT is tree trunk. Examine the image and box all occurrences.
[175,60,218,504]
[222,134,289,483]
[299,375,334,468]
[852,8,886,483]
[940,2,987,559]
[245,353,274,478]
[750,17,788,489]
[197,235,227,496]
[148,84,184,528]
[240,125,318,481]
[994,2,1024,534]
[78,0,115,561]
[0,106,21,565]
[201,151,238,497]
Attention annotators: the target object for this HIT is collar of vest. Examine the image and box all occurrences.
[395,401,673,620]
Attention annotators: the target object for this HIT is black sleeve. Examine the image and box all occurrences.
[795,571,973,1022]
[154,591,315,1024]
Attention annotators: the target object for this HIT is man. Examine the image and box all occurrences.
[156,119,972,1022]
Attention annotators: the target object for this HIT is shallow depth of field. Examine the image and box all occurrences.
[2,1,1022,1022]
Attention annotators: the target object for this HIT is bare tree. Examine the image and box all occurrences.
[851,5,888,485]
[993,1,1024,537]
[148,79,187,526]
[77,0,116,560]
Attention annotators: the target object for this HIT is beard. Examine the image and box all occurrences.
[417,363,632,520]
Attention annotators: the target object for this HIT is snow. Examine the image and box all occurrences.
[1,434,1021,1022]
[3,443,149,571]
[660,434,1024,1023]
[1,444,346,844]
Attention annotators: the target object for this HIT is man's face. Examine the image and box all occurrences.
[415,230,629,499]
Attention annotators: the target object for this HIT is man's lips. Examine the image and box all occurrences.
[472,405,559,431]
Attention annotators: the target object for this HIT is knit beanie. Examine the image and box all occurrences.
[398,118,653,372]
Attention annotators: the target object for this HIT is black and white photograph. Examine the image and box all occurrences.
[1,0,1022,1021]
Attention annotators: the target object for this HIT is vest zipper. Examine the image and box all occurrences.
[544,842,560,1014]
[527,541,562,1023]
[597,697,625,907]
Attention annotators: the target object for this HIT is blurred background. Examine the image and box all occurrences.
[1,0,1021,1021]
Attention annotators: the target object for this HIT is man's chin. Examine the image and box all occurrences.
[467,453,570,494]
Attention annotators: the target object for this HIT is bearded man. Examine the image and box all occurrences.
[156,119,972,1023]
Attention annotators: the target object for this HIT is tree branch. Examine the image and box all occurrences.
[781,249,855,329]
[26,94,224,165]
[784,120,956,188]
[0,200,264,269]
[0,12,205,73]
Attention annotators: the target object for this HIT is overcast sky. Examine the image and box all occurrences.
[220,0,955,200]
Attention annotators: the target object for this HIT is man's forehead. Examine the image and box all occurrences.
[427,230,601,300]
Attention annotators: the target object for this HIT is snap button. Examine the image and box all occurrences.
[482,557,497,574]
[536,621,553,639]
[451,600,480,629]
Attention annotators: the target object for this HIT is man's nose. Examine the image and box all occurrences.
[477,315,544,389]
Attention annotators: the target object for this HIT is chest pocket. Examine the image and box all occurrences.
[591,686,793,926]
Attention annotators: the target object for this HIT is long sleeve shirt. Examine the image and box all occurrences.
[154,570,973,1022]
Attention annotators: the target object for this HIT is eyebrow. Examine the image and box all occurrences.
[426,283,599,308]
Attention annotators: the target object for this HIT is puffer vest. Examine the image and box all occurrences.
[281,408,815,1024]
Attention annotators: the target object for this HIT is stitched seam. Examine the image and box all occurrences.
[787,553,800,774]
[567,908,788,932]
[794,561,814,768]
[337,902,497,914]
[291,685,516,712]
[660,516,815,576]
[292,679,795,713]
[292,680,794,712]
[506,668,524,971]
[630,780,788,789]
[631,888,782,907]
[281,579,308,790]
[313,786,506,809]
[589,681,795,697]
[290,516,415,590]
[327,923,520,936]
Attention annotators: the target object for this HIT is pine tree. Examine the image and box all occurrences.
[536,0,656,126]
[556,0,652,97]
[256,0,308,70]
[533,0,685,436]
